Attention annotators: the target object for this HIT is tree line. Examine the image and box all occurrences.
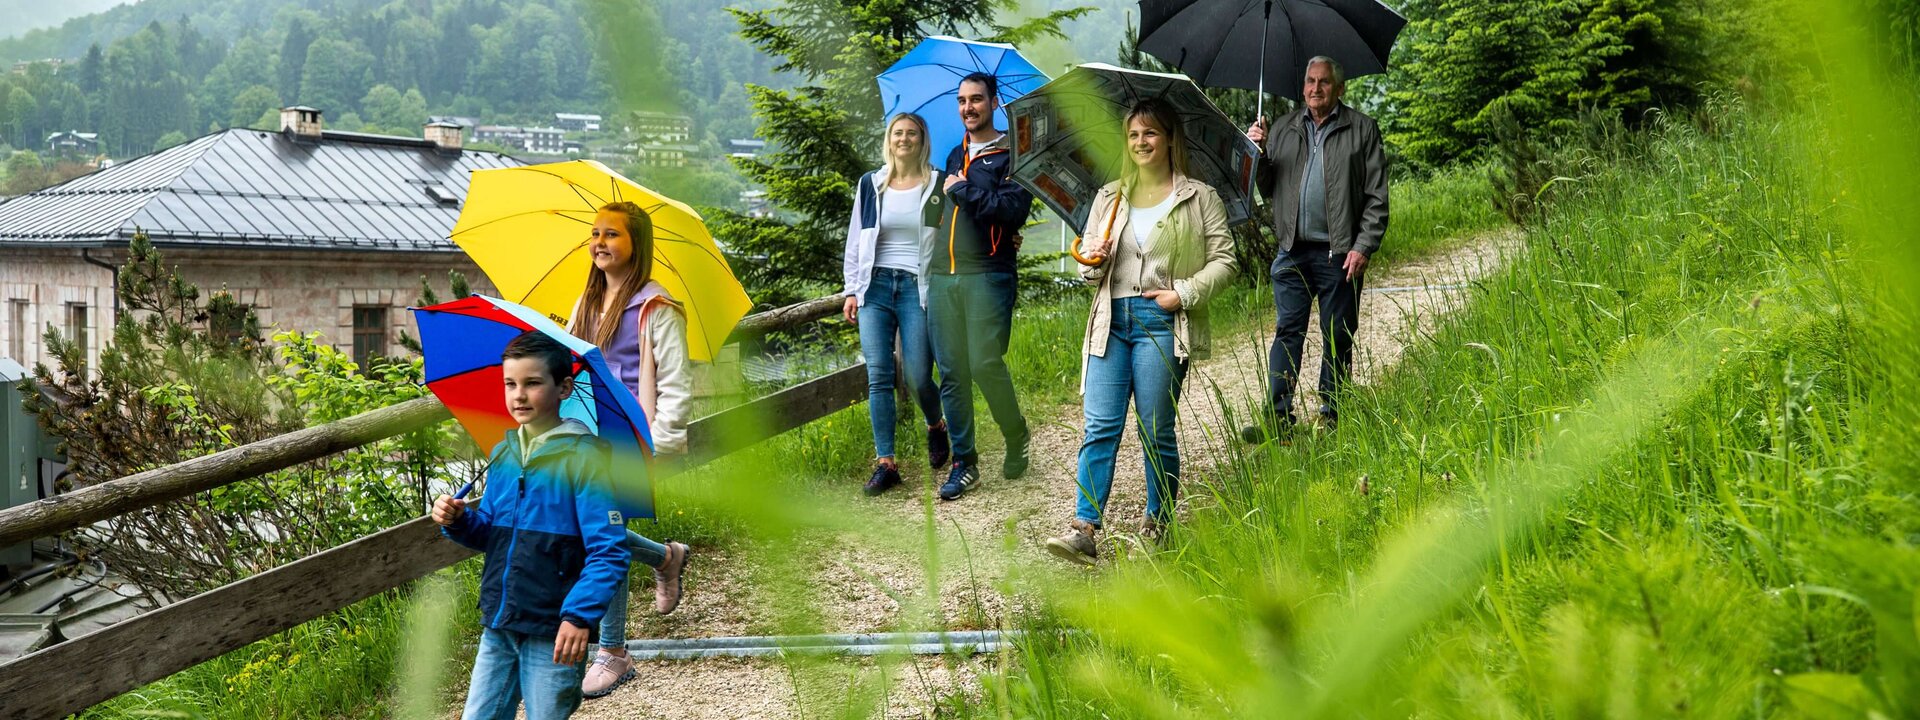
[0,0,784,162]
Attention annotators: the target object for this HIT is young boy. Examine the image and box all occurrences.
[432,331,631,720]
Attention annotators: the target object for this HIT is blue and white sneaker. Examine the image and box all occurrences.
[938,460,979,501]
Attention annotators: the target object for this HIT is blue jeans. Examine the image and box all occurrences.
[858,267,943,458]
[462,627,589,720]
[598,528,667,650]
[927,271,1029,464]
[1075,298,1187,527]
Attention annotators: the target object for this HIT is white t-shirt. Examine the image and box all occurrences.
[1129,192,1176,248]
[876,183,926,272]
[964,133,1002,160]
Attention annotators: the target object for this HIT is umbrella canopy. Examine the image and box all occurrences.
[450,159,751,362]
[412,294,656,518]
[877,36,1050,166]
[1138,0,1407,101]
[1006,63,1261,235]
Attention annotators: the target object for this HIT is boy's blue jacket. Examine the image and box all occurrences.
[442,420,630,640]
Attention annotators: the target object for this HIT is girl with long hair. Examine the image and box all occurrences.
[568,201,693,698]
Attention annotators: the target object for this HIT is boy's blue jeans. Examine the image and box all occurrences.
[1075,298,1187,527]
[462,627,589,720]
[857,267,943,458]
[598,528,668,650]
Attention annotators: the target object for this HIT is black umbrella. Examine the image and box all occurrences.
[1138,0,1407,119]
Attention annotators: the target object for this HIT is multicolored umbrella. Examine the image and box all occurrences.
[1006,63,1260,241]
[411,294,655,518]
[450,160,751,362]
[877,36,1051,166]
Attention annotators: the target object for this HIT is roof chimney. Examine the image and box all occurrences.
[424,121,465,151]
[280,106,323,140]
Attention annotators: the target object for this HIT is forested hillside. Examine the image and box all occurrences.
[0,0,784,161]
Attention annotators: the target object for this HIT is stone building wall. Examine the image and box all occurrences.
[1,246,498,374]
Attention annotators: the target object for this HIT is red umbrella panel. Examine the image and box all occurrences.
[411,295,656,519]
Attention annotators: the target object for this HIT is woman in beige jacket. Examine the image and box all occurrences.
[1045,99,1237,565]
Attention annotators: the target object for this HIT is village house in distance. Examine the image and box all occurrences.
[0,106,517,373]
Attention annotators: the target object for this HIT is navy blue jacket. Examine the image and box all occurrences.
[443,421,630,639]
[936,133,1032,275]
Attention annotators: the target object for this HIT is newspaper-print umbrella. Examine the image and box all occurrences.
[1006,63,1260,250]
[877,36,1050,166]
[412,294,655,519]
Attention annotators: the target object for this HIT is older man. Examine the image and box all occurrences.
[1242,56,1389,441]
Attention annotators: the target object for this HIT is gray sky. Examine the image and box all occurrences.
[0,0,134,40]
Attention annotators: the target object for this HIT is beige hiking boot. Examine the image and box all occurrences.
[1044,519,1099,566]
[654,541,690,615]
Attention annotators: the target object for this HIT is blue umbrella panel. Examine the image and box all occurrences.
[878,35,1051,168]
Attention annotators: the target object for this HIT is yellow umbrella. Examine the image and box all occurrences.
[451,160,751,362]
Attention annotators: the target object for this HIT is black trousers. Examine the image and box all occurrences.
[1266,242,1363,422]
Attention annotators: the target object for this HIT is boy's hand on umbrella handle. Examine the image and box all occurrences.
[842,296,859,325]
[554,621,589,665]
[1247,118,1267,147]
[431,495,466,526]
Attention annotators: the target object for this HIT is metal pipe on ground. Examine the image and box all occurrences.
[623,630,1017,661]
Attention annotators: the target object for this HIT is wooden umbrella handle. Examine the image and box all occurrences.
[1071,235,1106,266]
[1071,195,1124,267]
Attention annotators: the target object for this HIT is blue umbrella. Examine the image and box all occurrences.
[411,294,656,519]
[877,36,1050,166]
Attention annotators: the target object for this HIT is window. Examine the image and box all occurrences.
[66,303,87,370]
[352,305,388,369]
[8,299,27,361]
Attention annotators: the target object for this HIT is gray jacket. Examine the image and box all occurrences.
[1256,104,1390,261]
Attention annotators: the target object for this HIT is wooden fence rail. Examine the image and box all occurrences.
[0,295,865,719]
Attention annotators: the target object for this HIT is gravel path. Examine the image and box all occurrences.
[498,229,1521,719]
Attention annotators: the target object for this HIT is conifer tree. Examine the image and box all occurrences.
[710,0,1086,304]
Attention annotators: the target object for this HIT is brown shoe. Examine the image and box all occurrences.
[1044,519,1099,566]
[654,541,690,615]
[1140,517,1168,546]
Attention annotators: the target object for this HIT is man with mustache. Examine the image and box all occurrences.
[1242,56,1390,442]
[927,71,1034,501]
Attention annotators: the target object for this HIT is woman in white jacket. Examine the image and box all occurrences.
[566,201,693,698]
[842,113,951,495]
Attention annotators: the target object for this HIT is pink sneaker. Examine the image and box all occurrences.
[581,648,635,698]
[654,542,690,615]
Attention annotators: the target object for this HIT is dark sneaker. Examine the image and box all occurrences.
[1239,416,1296,445]
[1044,519,1099,566]
[1316,407,1339,432]
[927,425,951,469]
[864,464,902,496]
[653,541,690,615]
[939,460,979,501]
[1002,428,1031,479]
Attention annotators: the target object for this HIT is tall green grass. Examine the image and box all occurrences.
[1378,162,1507,265]
[954,89,1918,717]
